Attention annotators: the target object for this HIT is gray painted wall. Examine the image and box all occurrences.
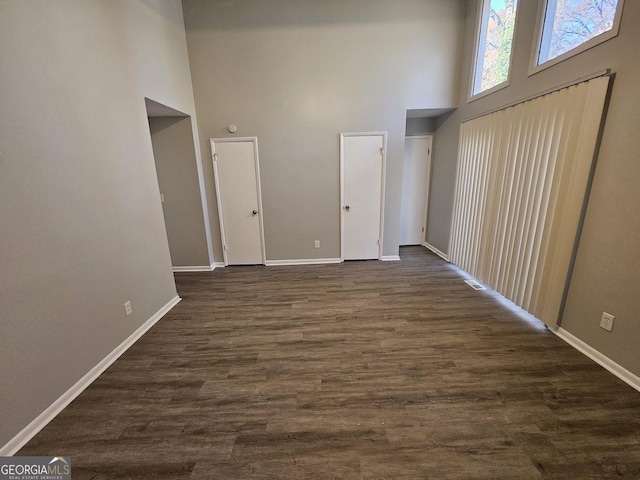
[183,0,466,260]
[0,0,201,447]
[149,116,210,267]
[405,117,437,137]
[430,0,640,375]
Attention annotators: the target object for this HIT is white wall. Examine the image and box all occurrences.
[430,0,640,376]
[183,0,466,260]
[0,0,202,447]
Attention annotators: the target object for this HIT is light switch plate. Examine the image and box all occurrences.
[124,301,132,317]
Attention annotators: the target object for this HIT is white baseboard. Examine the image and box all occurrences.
[173,265,212,272]
[172,262,224,273]
[265,258,341,266]
[381,255,401,262]
[554,327,640,393]
[0,295,182,456]
[422,242,449,262]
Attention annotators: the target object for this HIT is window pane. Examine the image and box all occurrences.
[540,0,619,63]
[474,0,518,96]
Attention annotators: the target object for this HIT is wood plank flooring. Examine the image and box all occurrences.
[18,247,640,479]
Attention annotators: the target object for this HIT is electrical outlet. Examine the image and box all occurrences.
[314,240,320,249]
[124,301,132,317]
[600,312,614,332]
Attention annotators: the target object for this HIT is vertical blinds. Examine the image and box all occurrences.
[449,76,610,326]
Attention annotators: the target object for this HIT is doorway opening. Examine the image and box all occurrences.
[146,98,213,271]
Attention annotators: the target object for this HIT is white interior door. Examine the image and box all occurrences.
[341,133,386,260]
[400,136,433,245]
[211,138,265,265]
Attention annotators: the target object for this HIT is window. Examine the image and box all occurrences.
[471,0,519,99]
[533,0,624,71]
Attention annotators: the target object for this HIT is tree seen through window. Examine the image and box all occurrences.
[540,0,619,63]
[474,0,518,96]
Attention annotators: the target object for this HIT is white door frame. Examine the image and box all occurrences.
[339,131,387,261]
[210,137,267,266]
[404,134,433,245]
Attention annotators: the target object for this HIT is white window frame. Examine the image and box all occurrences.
[469,0,519,102]
[529,0,625,75]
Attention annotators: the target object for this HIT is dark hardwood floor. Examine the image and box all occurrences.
[18,247,640,479]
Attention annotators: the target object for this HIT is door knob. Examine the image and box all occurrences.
[344,205,350,211]
[252,210,258,216]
